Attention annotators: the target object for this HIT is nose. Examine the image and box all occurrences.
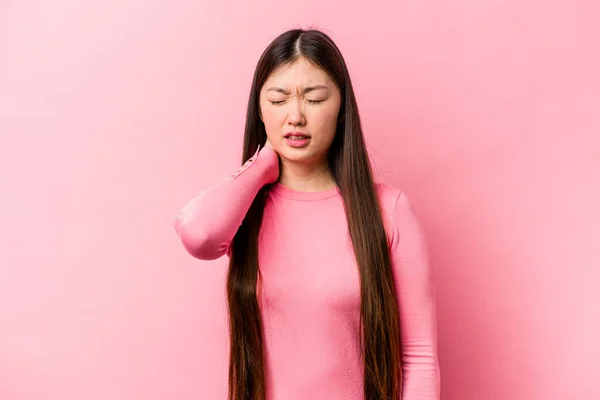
[287,97,305,127]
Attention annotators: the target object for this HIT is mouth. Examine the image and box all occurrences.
[284,133,311,148]
[284,131,311,139]
[285,136,309,141]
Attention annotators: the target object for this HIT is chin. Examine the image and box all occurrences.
[279,147,323,163]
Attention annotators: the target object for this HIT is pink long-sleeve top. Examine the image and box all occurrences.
[174,145,440,399]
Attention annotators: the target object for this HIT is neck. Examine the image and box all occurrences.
[277,158,336,192]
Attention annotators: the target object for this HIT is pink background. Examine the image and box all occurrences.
[1,1,599,399]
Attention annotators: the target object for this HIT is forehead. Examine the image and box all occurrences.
[263,58,333,87]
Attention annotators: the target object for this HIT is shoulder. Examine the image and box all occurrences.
[374,181,403,207]
[374,182,422,248]
[373,182,405,245]
[374,182,425,252]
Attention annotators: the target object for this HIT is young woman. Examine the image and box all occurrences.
[174,28,440,400]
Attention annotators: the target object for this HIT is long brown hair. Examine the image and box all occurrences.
[227,28,401,400]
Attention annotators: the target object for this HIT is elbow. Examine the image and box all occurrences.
[174,214,226,260]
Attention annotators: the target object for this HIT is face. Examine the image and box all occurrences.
[259,57,342,165]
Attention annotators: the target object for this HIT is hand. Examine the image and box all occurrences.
[264,137,273,150]
[263,137,280,183]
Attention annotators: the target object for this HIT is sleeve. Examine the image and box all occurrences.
[389,191,441,399]
[173,144,279,260]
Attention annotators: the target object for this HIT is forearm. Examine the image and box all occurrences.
[174,145,279,260]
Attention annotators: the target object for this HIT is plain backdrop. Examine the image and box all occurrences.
[1,1,599,399]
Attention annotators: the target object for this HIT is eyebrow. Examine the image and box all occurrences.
[266,85,329,95]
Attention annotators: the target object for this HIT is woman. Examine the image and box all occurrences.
[174,28,440,400]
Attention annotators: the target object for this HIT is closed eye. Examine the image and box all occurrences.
[269,99,325,106]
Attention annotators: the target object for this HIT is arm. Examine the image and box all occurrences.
[390,192,441,399]
[174,145,279,260]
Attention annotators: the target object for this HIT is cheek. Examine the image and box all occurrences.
[310,105,340,131]
[261,107,286,128]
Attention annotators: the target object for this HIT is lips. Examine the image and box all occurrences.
[284,131,310,138]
